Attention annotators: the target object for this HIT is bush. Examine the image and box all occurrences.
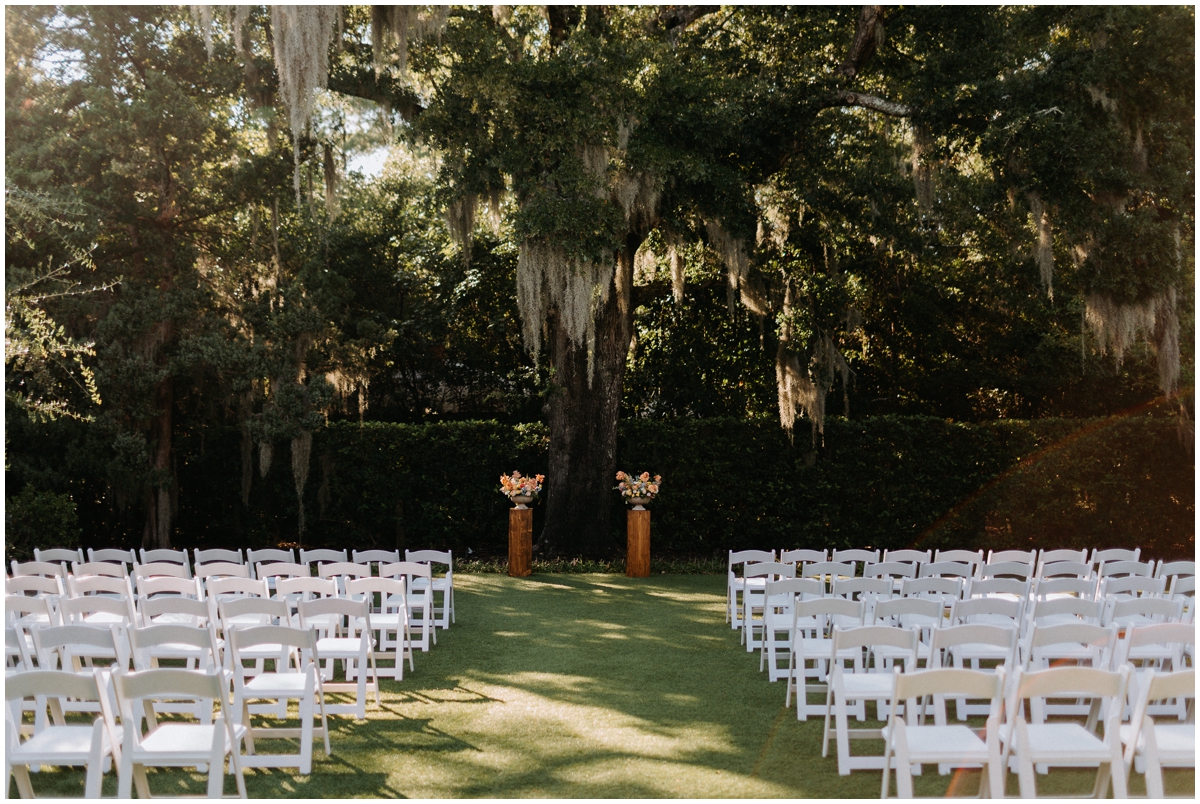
[5,483,82,564]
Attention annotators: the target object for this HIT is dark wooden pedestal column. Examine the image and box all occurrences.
[626,508,650,578]
[508,507,532,577]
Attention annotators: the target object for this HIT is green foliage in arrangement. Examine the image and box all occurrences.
[4,484,82,564]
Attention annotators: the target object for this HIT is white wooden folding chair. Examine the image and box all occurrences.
[882,549,931,566]
[380,561,437,652]
[727,549,775,628]
[872,597,942,666]
[275,576,338,629]
[346,576,413,680]
[10,561,68,582]
[1098,559,1155,581]
[978,561,1033,582]
[139,549,192,578]
[822,624,918,774]
[880,666,1006,798]
[1156,559,1195,590]
[352,549,401,568]
[87,548,137,569]
[207,577,272,636]
[195,562,250,584]
[1002,664,1130,798]
[803,561,857,593]
[218,596,293,697]
[316,561,372,597]
[298,596,380,719]
[1023,622,1118,721]
[128,625,223,723]
[405,549,455,629]
[1025,595,1102,632]
[831,548,880,575]
[5,574,65,600]
[741,562,795,651]
[987,549,1036,566]
[830,577,892,623]
[1113,623,1194,721]
[1091,546,1141,570]
[254,561,310,597]
[113,667,247,798]
[193,548,244,567]
[5,668,121,799]
[929,622,1018,722]
[1103,596,1182,631]
[932,549,983,573]
[228,625,330,774]
[70,560,130,580]
[1119,668,1194,797]
[6,593,60,633]
[780,548,826,567]
[759,577,823,680]
[33,548,84,567]
[66,573,136,602]
[864,562,917,595]
[133,563,192,598]
[966,576,1030,606]
[785,597,863,721]
[900,577,963,609]
[243,552,297,583]
[299,548,348,572]
[916,561,972,582]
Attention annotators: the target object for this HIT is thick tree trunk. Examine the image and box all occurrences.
[142,323,175,550]
[540,237,639,557]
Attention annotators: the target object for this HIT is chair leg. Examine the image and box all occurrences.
[835,689,853,775]
[207,716,226,798]
[894,719,915,798]
[11,764,35,799]
[1140,716,1164,799]
[85,718,106,799]
[1015,716,1037,798]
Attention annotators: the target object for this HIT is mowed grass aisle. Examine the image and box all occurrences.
[18,573,1192,798]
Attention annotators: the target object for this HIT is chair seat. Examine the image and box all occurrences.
[243,673,311,696]
[1119,723,1196,762]
[11,725,113,762]
[951,643,1011,661]
[840,673,896,698]
[1005,722,1111,761]
[315,637,371,656]
[136,722,244,762]
[355,614,405,629]
[884,724,989,764]
[82,613,128,626]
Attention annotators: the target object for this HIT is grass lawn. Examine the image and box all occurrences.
[15,573,1194,798]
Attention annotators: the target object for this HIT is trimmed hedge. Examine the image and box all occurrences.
[160,414,1194,562]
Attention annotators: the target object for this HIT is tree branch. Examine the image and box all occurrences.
[646,5,721,36]
[839,5,884,78]
[832,90,913,117]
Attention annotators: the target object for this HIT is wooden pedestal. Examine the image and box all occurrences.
[508,507,532,577]
[626,508,650,578]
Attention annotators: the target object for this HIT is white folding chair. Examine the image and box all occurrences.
[1098,559,1155,580]
[759,577,823,681]
[929,622,1018,722]
[932,549,983,572]
[87,548,137,569]
[275,576,338,627]
[352,549,401,567]
[193,548,245,567]
[1114,623,1195,721]
[70,560,130,580]
[33,548,84,567]
[1023,622,1118,721]
[822,624,918,774]
[66,573,136,602]
[831,549,880,574]
[978,561,1033,582]
[10,561,68,582]
[741,562,795,650]
[345,577,413,681]
[1025,595,1102,632]
[727,550,775,628]
[785,598,864,721]
[207,577,271,636]
[6,574,65,600]
[986,549,1035,566]
[872,596,942,666]
[830,577,892,623]
[405,549,455,629]
[6,593,60,632]
[1103,596,1182,631]
[966,576,1030,606]
[195,562,250,583]
[245,549,297,582]
[228,625,330,774]
[1038,547,1088,567]
[316,561,372,597]
[58,594,137,638]
[880,666,1006,798]
[299,548,348,572]
[380,562,437,652]
[254,561,310,597]
[298,596,380,719]
[780,548,826,567]
[1002,665,1130,798]
[128,625,223,722]
[139,549,192,578]
[5,668,121,799]
[113,667,247,798]
[1156,560,1195,585]
[882,549,931,566]
[916,561,972,582]
[218,596,292,691]
[1119,669,1194,798]
[1091,546,1141,569]
[900,577,963,609]
[803,562,857,593]
[133,563,192,597]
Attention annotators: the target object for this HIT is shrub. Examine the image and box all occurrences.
[5,483,82,563]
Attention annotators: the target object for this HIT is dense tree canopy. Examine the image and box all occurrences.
[5,6,1193,555]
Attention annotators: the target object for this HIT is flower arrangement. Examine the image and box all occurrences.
[499,471,544,500]
[614,471,662,501]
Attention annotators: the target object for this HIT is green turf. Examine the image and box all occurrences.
[12,573,1194,798]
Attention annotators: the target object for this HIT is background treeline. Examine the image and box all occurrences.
[8,412,1192,564]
